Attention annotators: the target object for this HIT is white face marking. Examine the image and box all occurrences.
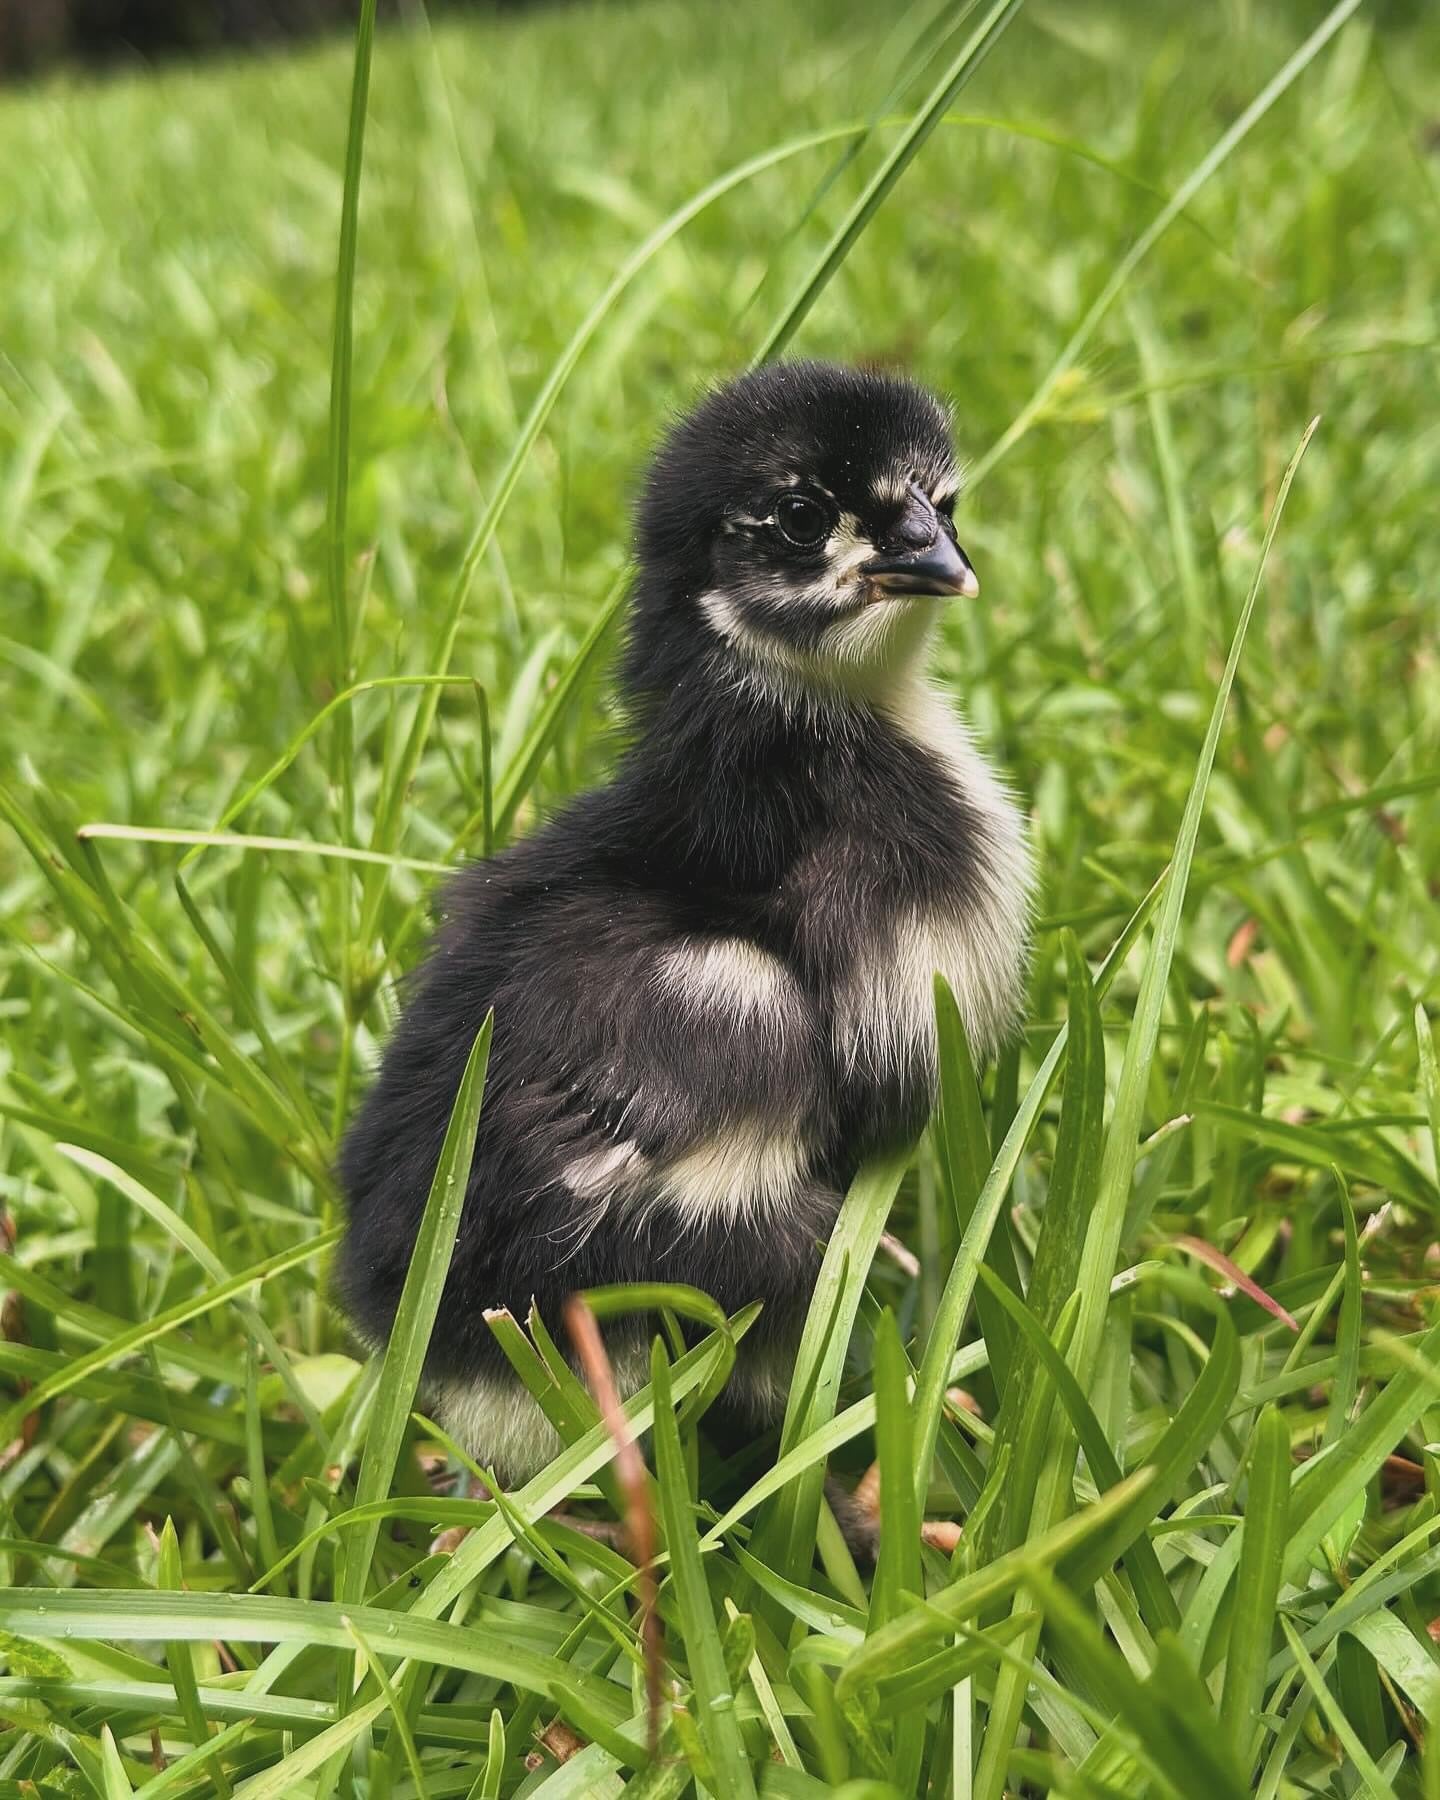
[701,457,966,706]
[872,468,913,508]
[822,511,875,580]
[835,684,1033,1073]
[699,579,938,713]
[699,587,836,708]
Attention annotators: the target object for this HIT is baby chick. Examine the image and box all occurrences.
[338,360,1031,1484]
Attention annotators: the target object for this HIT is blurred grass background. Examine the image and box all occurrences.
[1,0,1439,1793]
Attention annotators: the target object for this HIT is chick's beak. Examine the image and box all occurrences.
[862,534,979,600]
[860,490,979,599]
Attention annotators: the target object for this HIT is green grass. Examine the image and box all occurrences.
[1,0,1439,1791]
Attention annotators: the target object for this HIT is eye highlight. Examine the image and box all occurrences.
[775,492,833,548]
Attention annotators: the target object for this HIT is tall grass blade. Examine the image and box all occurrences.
[1325,1175,1362,1444]
[934,972,1018,1391]
[909,870,1166,1513]
[1032,1573,1249,1800]
[975,1266,1177,1631]
[1069,416,1320,1387]
[338,1012,492,1603]
[753,0,1024,362]
[870,1309,922,1640]
[972,932,1104,1564]
[971,1,1359,483]
[1281,1621,1399,1799]
[752,1144,910,1585]
[325,0,376,697]
[651,1340,757,1797]
[1219,1404,1290,1773]
[836,1469,1155,1694]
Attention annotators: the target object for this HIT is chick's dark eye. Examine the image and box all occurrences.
[775,492,831,548]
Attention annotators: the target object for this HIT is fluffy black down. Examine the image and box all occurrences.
[337,361,1002,1438]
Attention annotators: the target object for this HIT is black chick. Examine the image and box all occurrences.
[338,360,1031,1481]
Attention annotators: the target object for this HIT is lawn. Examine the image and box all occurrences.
[1,0,1439,1792]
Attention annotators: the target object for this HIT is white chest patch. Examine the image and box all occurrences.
[656,936,803,1041]
[835,683,1032,1077]
[652,1122,809,1226]
[560,935,813,1242]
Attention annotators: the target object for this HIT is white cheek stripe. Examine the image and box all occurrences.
[823,512,874,580]
[698,580,939,714]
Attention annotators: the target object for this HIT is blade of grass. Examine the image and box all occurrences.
[413,1315,752,1618]
[156,1517,231,1797]
[1032,1574,1249,1800]
[80,823,452,877]
[1283,1309,1440,1585]
[324,0,377,834]
[343,1615,428,1798]
[651,1340,758,1799]
[974,1265,1177,1632]
[700,1338,989,1550]
[752,1143,911,1587]
[1417,1003,1439,1171]
[491,574,628,841]
[978,465,1323,1800]
[52,1145,328,1442]
[1280,1622,1399,1799]
[0,1228,338,1443]
[1325,1174,1363,1444]
[338,1012,492,1603]
[752,0,1025,362]
[1062,1287,1239,1598]
[228,1694,389,1800]
[934,973,1018,1394]
[971,932,1104,1564]
[1218,1404,1290,1776]
[465,1711,505,1800]
[836,1468,1155,1696]
[1069,417,1319,1387]
[969,1,1359,484]
[910,869,1167,1514]
[870,1307,922,1638]
[0,1588,629,1725]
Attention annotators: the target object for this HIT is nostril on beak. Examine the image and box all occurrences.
[884,483,939,553]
